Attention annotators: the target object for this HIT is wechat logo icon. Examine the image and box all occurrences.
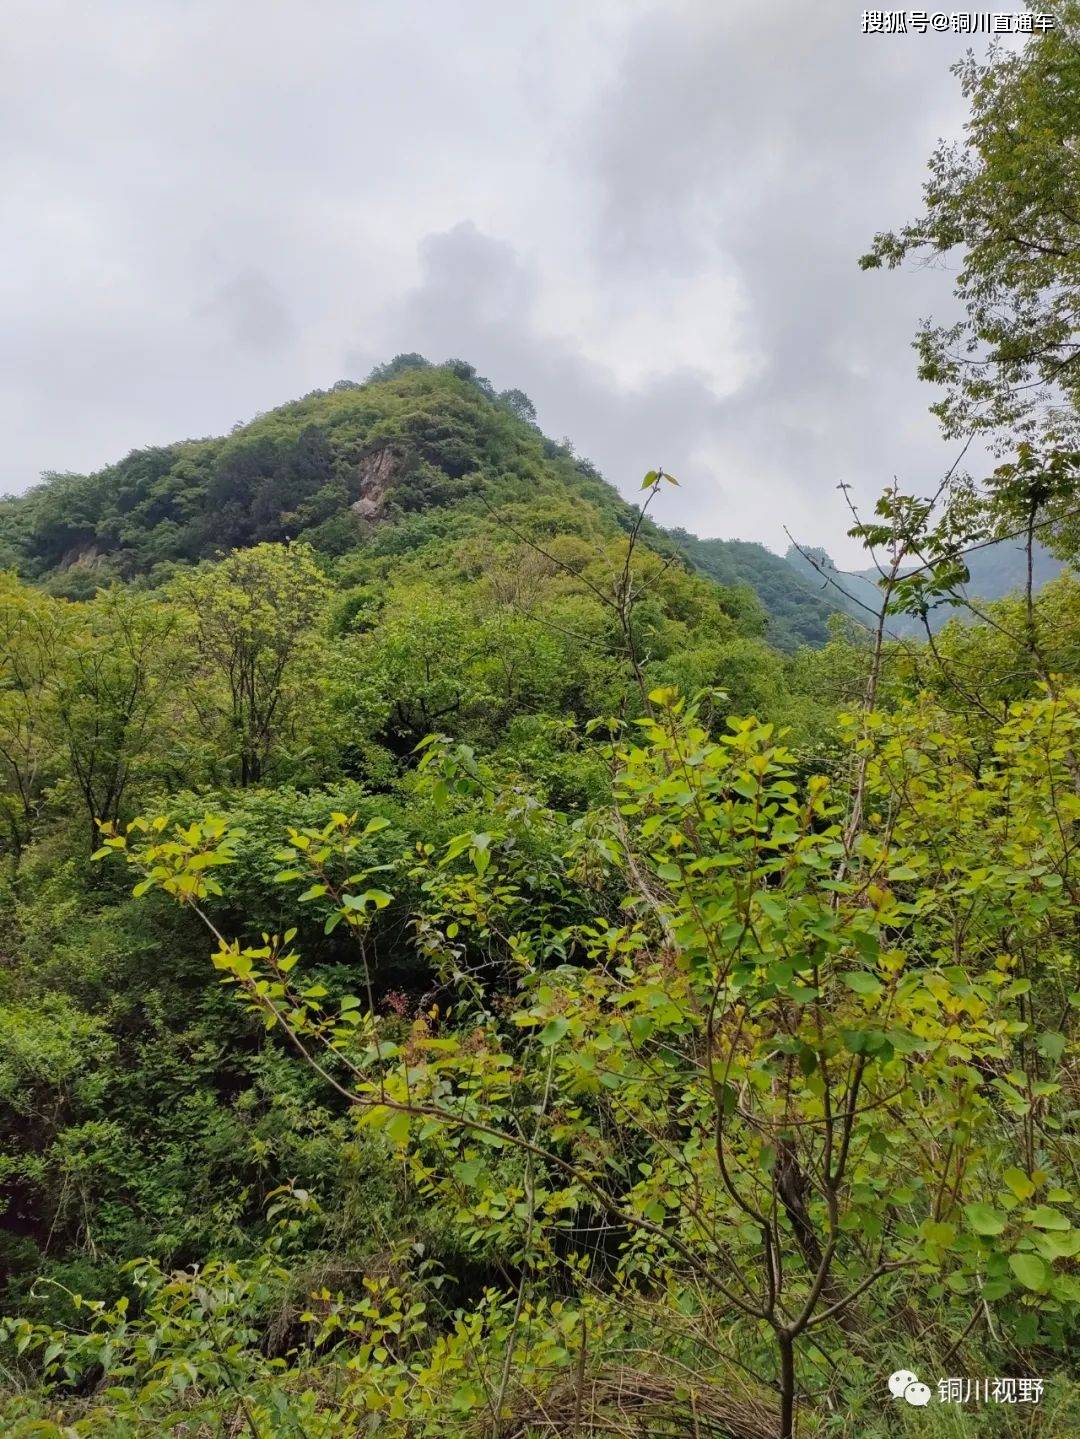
[889,1370,932,1407]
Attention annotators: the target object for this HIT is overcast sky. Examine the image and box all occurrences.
[1,2,1015,561]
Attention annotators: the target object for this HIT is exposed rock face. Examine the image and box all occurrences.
[350,447,398,521]
[58,542,105,572]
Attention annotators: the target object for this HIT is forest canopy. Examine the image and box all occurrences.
[2,14,1080,1439]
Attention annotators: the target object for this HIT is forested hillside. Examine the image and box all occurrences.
[2,14,1080,1439]
[0,356,644,585]
[0,356,896,651]
[666,532,853,649]
[1,351,1058,652]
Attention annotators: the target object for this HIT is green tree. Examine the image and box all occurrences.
[97,678,1080,1438]
[42,588,182,847]
[0,575,61,855]
[862,9,1080,556]
[174,543,330,786]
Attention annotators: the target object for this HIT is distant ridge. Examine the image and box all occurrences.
[784,539,1064,636]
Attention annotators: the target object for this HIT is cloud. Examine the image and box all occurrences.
[200,268,295,351]
[348,220,740,503]
[0,0,1008,560]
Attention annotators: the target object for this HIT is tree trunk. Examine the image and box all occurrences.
[777,1331,795,1439]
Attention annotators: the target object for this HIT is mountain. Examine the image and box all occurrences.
[0,353,1063,646]
[784,539,1064,636]
[0,357,790,651]
[0,356,636,585]
[667,531,853,649]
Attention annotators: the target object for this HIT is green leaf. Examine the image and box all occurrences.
[1026,1205,1070,1232]
[538,1017,569,1047]
[1002,1167,1036,1201]
[1002,978,1031,998]
[757,895,786,923]
[841,1028,891,1058]
[964,1203,1006,1236]
[451,1383,483,1411]
[1036,1031,1066,1062]
[1008,1253,1050,1292]
[981,1277,1012,1301]
[629,1015,653,1044]
[842,972,884,996]
[384,1109,411,1146]
[921,1220,957,1251]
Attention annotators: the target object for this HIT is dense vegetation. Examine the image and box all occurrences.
[2,15,1079,1439]
[0,354,907,654]
[785,540,1063,639]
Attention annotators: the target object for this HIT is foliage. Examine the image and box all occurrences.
[70,673,1077,1437]
[675,530,850,649]
[0,360,957,650]
[172,543,331,786]
[862,5,1080,565]
[1,98,1079,1429]
[0,381,1075,1439]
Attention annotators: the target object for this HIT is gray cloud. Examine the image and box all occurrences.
[347,220,739,505]
[577,2,973,536]
[200,268,295,351]
[1,0,1014,560]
